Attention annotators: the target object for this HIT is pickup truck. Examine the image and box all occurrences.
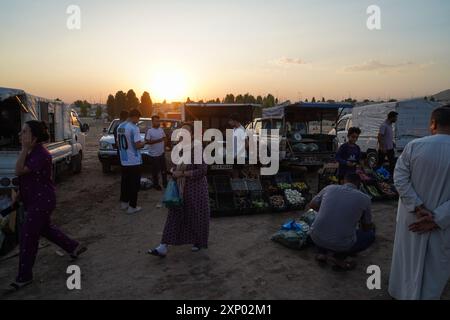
[0,87,89,188]
[98,118,180,173]
[248,102,352,170]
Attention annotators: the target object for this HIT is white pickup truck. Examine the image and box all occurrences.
[0,87,89,189]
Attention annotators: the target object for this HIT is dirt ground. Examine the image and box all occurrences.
[1,119,449,300]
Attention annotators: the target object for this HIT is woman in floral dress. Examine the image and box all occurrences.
[149,123,210,257]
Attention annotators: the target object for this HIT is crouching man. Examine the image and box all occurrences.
[307,173,376,271]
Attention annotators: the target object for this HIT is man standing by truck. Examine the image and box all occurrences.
[378,111,398,175]
[118,109,144,214]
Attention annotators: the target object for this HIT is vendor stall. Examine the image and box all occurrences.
[209,171,312,217]
[317,163,398,201]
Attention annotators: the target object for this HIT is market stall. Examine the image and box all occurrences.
[317,163,398,201]
[209,171,312,217]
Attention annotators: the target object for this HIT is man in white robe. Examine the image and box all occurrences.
[389,106,450,300]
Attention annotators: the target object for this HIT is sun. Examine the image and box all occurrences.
[150,70,187,102]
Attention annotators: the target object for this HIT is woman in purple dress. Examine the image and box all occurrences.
[8,121,86,291]
[149,123,210,257]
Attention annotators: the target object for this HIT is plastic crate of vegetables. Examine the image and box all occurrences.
[262,180,280,196]
[292,181,309,192]
[277,182,293,190]
[245,179,263,192]
[269,195,288,212]
[251,200,269,213]
[284,189,306,210]
[230,179,248,196]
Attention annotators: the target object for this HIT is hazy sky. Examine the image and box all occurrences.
[1,0,449,103]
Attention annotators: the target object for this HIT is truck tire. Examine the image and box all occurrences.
[102,161,111,174]
[72,153,82,174]
[366,150,378,168]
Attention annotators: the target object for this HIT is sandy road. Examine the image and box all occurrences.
[1,119,448,300]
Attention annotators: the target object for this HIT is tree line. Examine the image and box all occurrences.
[187,93,279,108]
[105,89,407,120]
[73,100,100,118]
[106,89,153,120]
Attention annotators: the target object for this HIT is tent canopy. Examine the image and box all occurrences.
[184,103,262,128]
[263,102,353,122]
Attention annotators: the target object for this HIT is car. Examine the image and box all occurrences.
[98,118,180,173]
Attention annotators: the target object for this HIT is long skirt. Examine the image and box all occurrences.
[161,177,210,248]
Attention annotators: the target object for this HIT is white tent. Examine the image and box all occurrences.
[352,98,441,151]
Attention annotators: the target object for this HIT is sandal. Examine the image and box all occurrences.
[148,248,166,258]
[330,258,356,272]
[70,245,88,261]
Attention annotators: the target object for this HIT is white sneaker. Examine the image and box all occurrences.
[120,202,129,210]
[127,206,142,214]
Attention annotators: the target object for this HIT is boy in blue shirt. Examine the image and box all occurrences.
[335,127,362,183]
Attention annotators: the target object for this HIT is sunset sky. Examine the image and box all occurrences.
[1,0,449,103]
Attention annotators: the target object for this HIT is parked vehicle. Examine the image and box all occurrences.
[334,99,440,167]
[0,87,89,189]
[248,102,352,169]
[98,118,180,173]
[182,103,260,132]
[182,103,262,170]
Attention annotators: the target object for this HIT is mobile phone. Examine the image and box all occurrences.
[1,203,19,218]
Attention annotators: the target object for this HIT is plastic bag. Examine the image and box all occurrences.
[376,167,390,180]
[162,180,183,208]
[272,219,310,250]
[282,219,303,232]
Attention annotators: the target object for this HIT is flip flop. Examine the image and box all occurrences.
[148,249,167,258]
[330,259,356,272]
[70,245,88,261]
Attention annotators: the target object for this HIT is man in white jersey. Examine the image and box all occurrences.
[117,109,145,214]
